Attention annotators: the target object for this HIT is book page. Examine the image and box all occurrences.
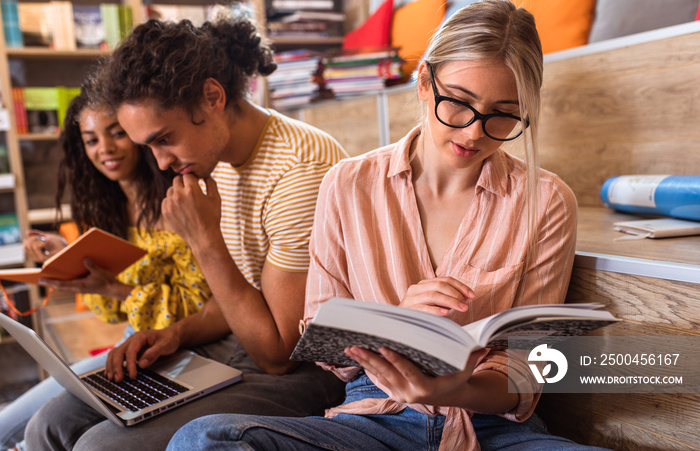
[463,303,614,347]
[484,317,619,349]
[300,298,478,373]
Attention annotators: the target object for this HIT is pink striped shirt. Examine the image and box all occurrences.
[305,126,578,450]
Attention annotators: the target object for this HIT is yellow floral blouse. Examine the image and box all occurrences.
[80,228,211,331]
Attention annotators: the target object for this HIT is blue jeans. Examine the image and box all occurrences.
[168,373,445,451]
[471,413,611,451]
[168,373,611,451]
[0,325,134,449]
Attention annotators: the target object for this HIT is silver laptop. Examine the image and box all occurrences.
[0,313,242,426]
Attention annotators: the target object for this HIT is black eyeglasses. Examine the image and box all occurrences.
[426,62,527,141]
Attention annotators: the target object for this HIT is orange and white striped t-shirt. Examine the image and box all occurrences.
[211,109,346,290]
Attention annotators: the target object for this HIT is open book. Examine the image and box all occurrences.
[0,227,147,285]
[290,298,619,376]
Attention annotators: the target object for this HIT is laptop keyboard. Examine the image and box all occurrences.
[82,368,189,412]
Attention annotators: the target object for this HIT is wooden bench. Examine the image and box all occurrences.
[290,20,700,450]
[530,22,700,450]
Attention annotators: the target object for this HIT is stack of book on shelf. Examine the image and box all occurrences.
[73,4,106,49]
[1,0,23,47]
[17,1,76,50]
[145,3,210,27]
[12,87,81,135]
[268,0,339,14]
[95,3,133,49]
[267,10,345,39]
[322,47,403,98]
[0,213,23,266]
[7,1,133,50]
[268,49,325,110]
[145,2,258,27]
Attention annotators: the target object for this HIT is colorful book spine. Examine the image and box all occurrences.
[100,3,120,49]
[1,0,24,47]
[11,87,27,134]
[57,86,80,128]
[0,211,24,274]
[73,4,105,49]
[0,212,20,245]
[23,87,60,134]
[0,143,9,174]
[117,5,132,42]
[601,175,700,222]
[50,1,76,50]
[17,2,52,48]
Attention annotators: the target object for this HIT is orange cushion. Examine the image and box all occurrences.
[343,0,394,49]
[390,0,446,80]
[513,0,596,54]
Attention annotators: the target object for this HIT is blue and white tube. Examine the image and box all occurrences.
[600,175,700,221]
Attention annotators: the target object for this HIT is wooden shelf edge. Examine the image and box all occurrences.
[576,206,700,267]
[270,36,344,46]
[27,204,71,225]
[5,47,110,59]
[18,133,60,142]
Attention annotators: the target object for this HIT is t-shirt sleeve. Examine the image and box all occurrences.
[263,161,335,272]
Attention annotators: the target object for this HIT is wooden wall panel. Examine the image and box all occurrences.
[301,96,380,157]
[560,264,700,450]
[537,31,700,207]
[386,87,421,144]
[567,268,700,333]
[538,392,700,450]
[537,318,700,449]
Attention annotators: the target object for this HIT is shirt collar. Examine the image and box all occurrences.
[477,149,509,198]
[388,126,511,198]
[388,125,421,177]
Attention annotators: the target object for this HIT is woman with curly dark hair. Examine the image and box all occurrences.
[1,82,212,450]
[24,13,347,451]
[24,82,211,330]
[54,89,170,239]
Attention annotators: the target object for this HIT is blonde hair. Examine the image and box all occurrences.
[421,0,543,259]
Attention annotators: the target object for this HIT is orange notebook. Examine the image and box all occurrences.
[0,227,147,284]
